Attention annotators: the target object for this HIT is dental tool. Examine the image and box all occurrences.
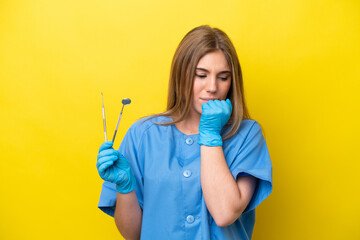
[101,92,107,142]
[112,98,132,142]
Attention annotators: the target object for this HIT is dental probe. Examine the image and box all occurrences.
[101,92,107,142]
[112,98,131,142]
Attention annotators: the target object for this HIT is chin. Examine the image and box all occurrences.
[195,106,203,115]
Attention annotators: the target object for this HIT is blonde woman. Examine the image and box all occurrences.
[97,25,272,239]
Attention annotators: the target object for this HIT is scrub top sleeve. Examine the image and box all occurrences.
[231,121,273,214]
[98,181,117,217]
[97,122,145,217]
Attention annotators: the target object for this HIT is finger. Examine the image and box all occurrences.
[214,100,225,111]
[97,149,119,160]
[201,101,211,112]
[226,98,231,105]
[99,141,114,153]
[206,100,217,109]
[98,161,114,177]
[214,99,224,108]
[97,154,118,167]
[226,99,232,112]
[116,172,130,186]
[221,99,232,115]
[97,155,117,172]
[98,148,118,157]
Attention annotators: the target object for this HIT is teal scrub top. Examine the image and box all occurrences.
[98,116,273,239]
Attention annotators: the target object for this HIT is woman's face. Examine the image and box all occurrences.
[190,50,232,118]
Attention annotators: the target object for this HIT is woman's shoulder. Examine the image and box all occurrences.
[128,114,172,133]
[224,119,266,150]
[239,118,260,131]
[229,118,263,140]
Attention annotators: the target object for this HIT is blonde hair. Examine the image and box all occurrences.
[151,25,251,139]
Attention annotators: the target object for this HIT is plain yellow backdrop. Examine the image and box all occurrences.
[1,0,359,239]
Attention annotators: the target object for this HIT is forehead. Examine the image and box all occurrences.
[196,50,230,71]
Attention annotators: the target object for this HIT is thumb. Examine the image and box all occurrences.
[99,141,114,153]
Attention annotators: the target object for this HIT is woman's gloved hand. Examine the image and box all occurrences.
[96,141,136,193]
[198,99,232,146]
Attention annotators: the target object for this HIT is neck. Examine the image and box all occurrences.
[174,110,201,135]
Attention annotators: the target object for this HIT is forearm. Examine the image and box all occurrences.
[114,191,142,240]
[200,146,243,227]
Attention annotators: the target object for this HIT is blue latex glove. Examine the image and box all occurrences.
[96,141,136,193]
[198,99,232,146]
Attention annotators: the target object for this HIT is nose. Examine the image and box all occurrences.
[206,75,217,93]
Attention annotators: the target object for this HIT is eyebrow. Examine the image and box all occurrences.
[196,68,231,74]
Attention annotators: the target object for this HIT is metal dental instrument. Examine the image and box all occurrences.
[112,98,132,142]
[101,92,107,142]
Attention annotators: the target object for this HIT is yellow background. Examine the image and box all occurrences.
[1,0,359,239]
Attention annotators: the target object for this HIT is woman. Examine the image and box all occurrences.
[97,25,272,239]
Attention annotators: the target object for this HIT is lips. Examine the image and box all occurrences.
[200,97,219,102]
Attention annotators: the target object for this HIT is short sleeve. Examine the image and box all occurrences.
[97,121,145,217]
[230,121,273,213]
[98,181,117,217]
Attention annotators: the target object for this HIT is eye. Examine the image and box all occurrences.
[196,74,207,78]
[218,76,230,81]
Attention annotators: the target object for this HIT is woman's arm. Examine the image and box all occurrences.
[114,191,142,240]
[97,141,142,238]
[201,145,257,227]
